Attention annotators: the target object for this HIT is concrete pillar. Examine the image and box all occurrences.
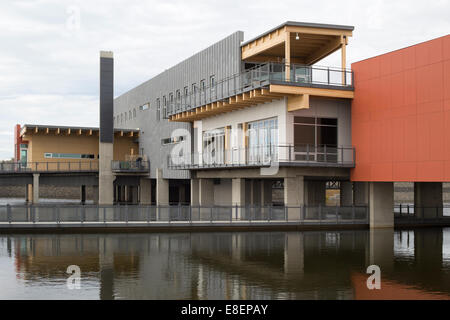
[156,168,169,205]
[261,179,273,205]
[232,178,246,219]
[414,182,443,218]
[199,179,214,205]
[140,178,152,205]
[305,180,326,205]
[93,185,99,204]
[80,185,86,205]
[191,178,199,205]
[340,181,353,206]
[99,143,114,205]
[98,51,114,205]
[354,182,368,206]
[26,184,32,203]
[284,176,304,220]
[369,182,394,228]
[32,173,39,204]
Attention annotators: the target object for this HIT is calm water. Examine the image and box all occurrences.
[0,228,450,300]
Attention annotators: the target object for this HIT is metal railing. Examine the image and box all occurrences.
[0,204,368,225]
[111,160,150,173]
[168,144,355,169]
[394,204,450,221]
[0,161,99,173]
[166,62,354,117]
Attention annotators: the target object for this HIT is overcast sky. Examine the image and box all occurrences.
[0,0,449,160]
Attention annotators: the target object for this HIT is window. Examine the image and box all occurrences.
[141,103,149,110]
[133,108,136,118]
[184,86,188,96]
[293,116,338,161]
[192,83,197,94]
[129,110,132,120]
[162,95,167,119]
[247,117,278,163]
[210,75,215,87]
[121,113,124,124]
[176,90,181,101]
[161,136,185,145]
[203,128,225,164]
[169,93,174,114]
[156,98,161,121]
[200,79,206,91]
[124,112,127,122]
[44,153,95,159]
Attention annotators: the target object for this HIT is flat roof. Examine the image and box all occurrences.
[20,124,140,136]
[241,21,355,47]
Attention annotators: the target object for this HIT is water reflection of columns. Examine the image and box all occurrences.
[99,236,114,300]
[231,234,243,262]
[414,228,443,271]
[284,232,304,277]
[369,228,394,272]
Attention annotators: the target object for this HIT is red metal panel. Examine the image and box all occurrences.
[351,34,450,182]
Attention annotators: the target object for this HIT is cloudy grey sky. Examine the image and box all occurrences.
[0,0,449,160]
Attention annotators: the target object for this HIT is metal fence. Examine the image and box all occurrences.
[166,62,354,117]
[0,161,99,173]
[168,144,355,169]
[394,204,450,220]
[0,204,368,225]
[111,160,150,173]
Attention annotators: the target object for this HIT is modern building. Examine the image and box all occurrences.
[8,22,450,228]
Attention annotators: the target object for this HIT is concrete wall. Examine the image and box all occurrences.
[0,185,97,200]
[114,32,244,180]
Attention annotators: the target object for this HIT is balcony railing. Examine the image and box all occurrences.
[166,62,354,117]
[111,160,150,173]
[168,144,355,169]
[0,161,99,173]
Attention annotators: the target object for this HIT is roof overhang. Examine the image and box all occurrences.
[241,21,353,65]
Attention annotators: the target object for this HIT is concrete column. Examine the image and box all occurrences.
[80,185,86,205]
[284,176,304,220]
[199,179,214,205]
[354,182,368,206]
[414,182,443,218]
[340,181,353,206]
[232,178,246,219]
[92,185,99,204]
[191,178,199,205]
[261,179,273,205]
[369,182,394,228]
[305,180,326,205]
[99,143,114,205]
[26,184,32,203]
[156,168,169,205]
[32,173,39,204]
[140,178,152,205]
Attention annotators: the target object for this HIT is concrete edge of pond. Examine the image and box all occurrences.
[0,222,370,234]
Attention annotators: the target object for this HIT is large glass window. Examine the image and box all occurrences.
[156,99,161,121]
[293,116,338,161]
[203,128,225,164]
[247,117,278,163]
[44,153,95,159]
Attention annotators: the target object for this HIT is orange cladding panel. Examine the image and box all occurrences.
[351,35,450,182]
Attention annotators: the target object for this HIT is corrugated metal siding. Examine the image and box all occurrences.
[114,31,244,179]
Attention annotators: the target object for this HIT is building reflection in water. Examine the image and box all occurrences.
[4,228,450,299]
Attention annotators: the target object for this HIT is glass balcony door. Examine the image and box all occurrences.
[203,128,225,165]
